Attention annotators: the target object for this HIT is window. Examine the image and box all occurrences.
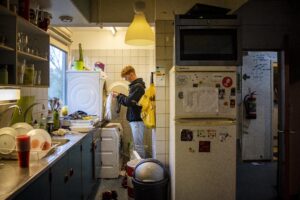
[48,45,67,103]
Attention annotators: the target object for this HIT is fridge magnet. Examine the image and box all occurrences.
[218,88,225,99]
[199,141,211,152]
[207,129,217,138]
[230,99,235,108]
[181,129,193,141]
[222,77,233,88]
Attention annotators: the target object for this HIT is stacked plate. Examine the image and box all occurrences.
[0,123,53,160]
[11,122,34,135]
[0,127,19,155]
[26,129,52,151]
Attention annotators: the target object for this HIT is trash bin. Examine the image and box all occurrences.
[132,159,169,200]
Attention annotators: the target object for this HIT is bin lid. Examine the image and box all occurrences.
[134,159,165,182]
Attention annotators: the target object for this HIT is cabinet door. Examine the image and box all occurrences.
[14,170,50,200]
[68,143,82,200]
[51,156,69,200]
[82,134,95,199]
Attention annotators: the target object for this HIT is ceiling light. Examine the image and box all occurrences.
[125,1,154,46]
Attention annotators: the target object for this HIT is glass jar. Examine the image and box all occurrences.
[24,63,34,85]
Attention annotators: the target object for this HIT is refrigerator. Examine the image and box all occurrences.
[169,66,237,200]
[67,71,105,120]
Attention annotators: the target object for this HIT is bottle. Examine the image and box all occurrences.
[18,60,26,84]
[39,113,47,130]
[0,65,8,84]
[53,110,60,131]
[79,43,83,62]
[24,63,34,85]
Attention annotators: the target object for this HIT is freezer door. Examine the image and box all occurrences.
[170,120,236,200]
[173,71,237,119]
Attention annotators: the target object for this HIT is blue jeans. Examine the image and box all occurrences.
[129,121,145,158]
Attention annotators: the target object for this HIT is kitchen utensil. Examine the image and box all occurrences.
[11,122,33,135]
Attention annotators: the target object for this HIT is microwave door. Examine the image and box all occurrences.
[175,26,240,66]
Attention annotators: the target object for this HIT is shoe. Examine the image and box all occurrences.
[121,176,128,188]
[111,190,118,200]
[102,191,112,200]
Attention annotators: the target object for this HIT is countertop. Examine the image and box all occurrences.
[0,132,90,200]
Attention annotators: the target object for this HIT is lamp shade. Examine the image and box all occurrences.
[125,13,154,46]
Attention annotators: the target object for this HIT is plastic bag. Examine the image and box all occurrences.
[138,83,156,128]
[104,92,120,120]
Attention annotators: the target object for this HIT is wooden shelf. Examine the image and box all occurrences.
[0,6,49,87]
[0,43,14,51]
[0,5,16,16]
[0,84,48,88]
[17,15,48,36]
[18,50,48,61]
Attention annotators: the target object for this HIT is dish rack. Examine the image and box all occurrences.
[0,144,58,160]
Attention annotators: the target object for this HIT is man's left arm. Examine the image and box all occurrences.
[117,86,145,107]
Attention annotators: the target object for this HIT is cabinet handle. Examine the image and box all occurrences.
[90,143,93,152]
[64,174,69,183]
[69,168,74,177]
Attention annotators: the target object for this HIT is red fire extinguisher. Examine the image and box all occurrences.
[244,91,257,119]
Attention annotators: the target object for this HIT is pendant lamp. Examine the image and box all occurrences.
[125,1,154,46]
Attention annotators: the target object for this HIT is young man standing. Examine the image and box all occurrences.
[114,66,146,158]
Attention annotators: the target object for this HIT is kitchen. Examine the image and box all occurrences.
[1,0,300,200]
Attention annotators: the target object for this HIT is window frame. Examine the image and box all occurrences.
[49,37,69,104]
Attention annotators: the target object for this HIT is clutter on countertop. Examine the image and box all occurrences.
[51,128,69,136]
[63,110,88,120]
[94,61,105,71]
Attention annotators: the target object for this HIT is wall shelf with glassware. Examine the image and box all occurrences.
[0,44,14,51]
[0,4,49,87]
[17,50,48,62]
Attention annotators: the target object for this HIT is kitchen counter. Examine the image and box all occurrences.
[0,132,90,200]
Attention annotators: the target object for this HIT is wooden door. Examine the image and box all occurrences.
[278,37,300,199]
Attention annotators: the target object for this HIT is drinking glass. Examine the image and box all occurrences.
[16,135,31,168]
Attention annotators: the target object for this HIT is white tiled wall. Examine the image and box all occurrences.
[71,49,155,89]
[71,48,155,157]
[154,20,174,166]
[0,87,48,127]
[21,87,48,122]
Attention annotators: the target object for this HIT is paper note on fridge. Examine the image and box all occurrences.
[183,87,219,113]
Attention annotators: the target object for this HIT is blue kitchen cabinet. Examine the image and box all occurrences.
[81,133,96,200]
[67,143,82,200]
[14,170,51,200]
[51,143,82,200]
[50,153,69,200]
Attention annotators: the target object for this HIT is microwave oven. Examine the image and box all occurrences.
[175,15,241,66]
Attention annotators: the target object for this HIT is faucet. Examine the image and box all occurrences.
[23,103,45,122]
[0,105,22,118]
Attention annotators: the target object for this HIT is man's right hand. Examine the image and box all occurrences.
[112,91,119,97]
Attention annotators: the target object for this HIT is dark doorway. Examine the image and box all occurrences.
[237,51,280,200]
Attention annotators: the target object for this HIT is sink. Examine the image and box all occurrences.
[51,138,70,146]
